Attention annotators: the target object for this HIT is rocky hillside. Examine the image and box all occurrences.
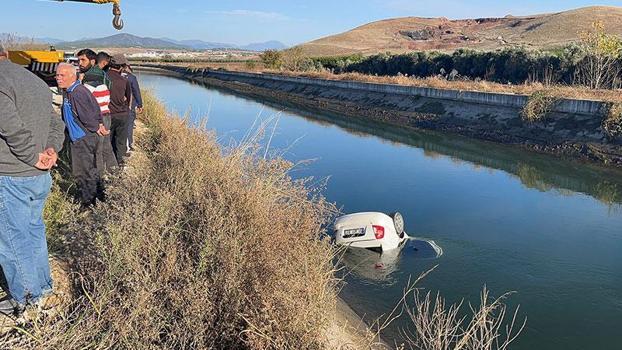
[300,6,622,56]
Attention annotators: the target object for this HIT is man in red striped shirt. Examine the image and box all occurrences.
[77,49,118,175]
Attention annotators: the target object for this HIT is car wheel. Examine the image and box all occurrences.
[390,212,405,237]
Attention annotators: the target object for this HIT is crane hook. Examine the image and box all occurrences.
[112,3,123,30]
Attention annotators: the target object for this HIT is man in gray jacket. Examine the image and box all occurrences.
[0,44,65,316]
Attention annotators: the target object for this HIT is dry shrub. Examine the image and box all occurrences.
[602,102,622,139]
[520,90,559,123]
[16,92,338,349]
[379,271,525,350]
[403,287,525,350]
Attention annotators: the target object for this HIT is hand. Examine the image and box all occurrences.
[136,107,144,114]
[97,123,110,136]
[34,153,54,170]
[45,148,59,168]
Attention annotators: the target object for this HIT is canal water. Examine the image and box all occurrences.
[138,72,622,350]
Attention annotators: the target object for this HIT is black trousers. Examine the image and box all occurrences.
[110,113,129,165]
[71,133,100,206]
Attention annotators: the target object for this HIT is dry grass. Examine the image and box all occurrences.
[381,271,526,350]
[2,92,339,349]
[403,287,525,350]
[520,90,559,122]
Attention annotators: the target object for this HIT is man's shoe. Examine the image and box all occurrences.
[0,298,21,317]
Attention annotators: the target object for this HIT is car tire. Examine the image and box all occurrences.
[390,212,405,237]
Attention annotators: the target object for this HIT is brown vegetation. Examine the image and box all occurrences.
[403,287,525,350]
[521,90,559,122]
[2,92,339,349]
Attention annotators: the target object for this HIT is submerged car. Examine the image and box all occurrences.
[334,212,407,251]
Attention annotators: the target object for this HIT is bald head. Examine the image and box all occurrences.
[56,63,78,89]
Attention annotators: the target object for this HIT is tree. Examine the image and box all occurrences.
[260,49,283,69]
[576,21,622,89]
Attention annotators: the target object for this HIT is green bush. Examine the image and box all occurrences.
[260,49,284,69]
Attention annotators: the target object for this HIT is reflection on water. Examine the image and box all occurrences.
[180,75,622,209]
[340,239,443,284]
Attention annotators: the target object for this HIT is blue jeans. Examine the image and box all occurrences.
[127,109,136,150]
[0,173,53,305]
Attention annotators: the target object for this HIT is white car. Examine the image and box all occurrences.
[334,212,407,251]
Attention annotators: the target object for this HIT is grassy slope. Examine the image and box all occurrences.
[3,92,339,349]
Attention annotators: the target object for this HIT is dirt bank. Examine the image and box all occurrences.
[327,298,391,349]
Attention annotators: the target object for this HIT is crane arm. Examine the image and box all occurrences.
[53,0,123,30]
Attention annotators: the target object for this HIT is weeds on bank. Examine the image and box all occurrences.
[602,102,622,140]
[521,90,559,123]
[372,268,525,350]
[403,287,525,350]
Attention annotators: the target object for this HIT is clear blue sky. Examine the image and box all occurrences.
[2,0,621,45]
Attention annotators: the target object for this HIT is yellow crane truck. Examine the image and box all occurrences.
[7,49,66,85]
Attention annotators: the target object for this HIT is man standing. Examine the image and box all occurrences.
[56,63,104,206]
[77,49,117,174]
[122,65,143,152]
[0,44,65,315]
[106,55,132,164]
[96,51,111,71]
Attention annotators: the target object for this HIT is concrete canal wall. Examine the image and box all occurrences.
[208,70,606,116]
[136,65,622,167]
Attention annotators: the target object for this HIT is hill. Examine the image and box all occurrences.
[58,33,186,49]
[240,40,288,51]
[159,38,237,50]
[299,6,622,56]
[55,33,287,51]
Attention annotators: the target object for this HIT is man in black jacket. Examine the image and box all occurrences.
[123,65,143,152]
[56,63,105,206]
[106,55,132,164]
[0,45,65,316]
